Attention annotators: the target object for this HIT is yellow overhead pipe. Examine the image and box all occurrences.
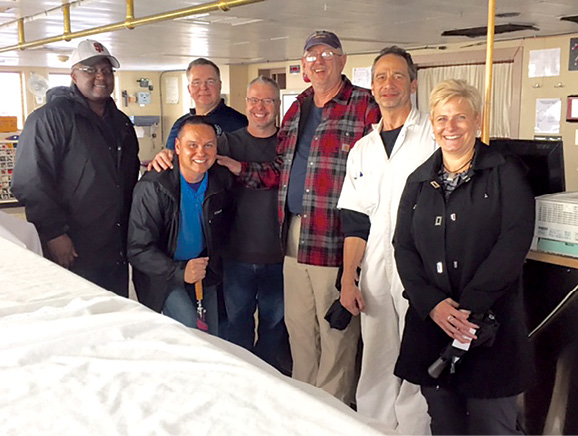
[126,0,135,30]
[0,0,265,54]
[17,19,24,45]
[63,3,72,41]
[481,0,496,144]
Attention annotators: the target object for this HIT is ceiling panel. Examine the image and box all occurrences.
[0,0,577,70]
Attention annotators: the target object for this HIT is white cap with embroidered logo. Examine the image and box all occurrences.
[69,39,120,69]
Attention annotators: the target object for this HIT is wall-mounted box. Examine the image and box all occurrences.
[137,92,151,105]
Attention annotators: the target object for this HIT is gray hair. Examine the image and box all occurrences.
[186,58,220,81]
[371,46,417,82]
[247,75,280,100]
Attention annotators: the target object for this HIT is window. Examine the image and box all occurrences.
[0,72,25,130]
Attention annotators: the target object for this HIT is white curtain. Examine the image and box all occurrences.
[417,62,512,138]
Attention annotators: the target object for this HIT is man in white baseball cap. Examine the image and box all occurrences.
[69,39,120,68]
[12,39,140,297]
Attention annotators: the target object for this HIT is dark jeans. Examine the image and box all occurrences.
[421,385,523,435]
[223,260,289,371]
[72,262,128,297]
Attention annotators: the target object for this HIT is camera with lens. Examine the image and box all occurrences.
[428,310,499,379]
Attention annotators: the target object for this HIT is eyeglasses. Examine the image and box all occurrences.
[74,66,115,76]
[303,50,340,63]
[190,79,219,88]
[245,97,276,106]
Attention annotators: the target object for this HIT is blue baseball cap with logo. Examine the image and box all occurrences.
[303,30,342,52]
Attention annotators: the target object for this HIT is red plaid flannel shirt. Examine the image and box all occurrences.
[238,77,380,267]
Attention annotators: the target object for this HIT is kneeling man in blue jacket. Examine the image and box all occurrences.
[128,116,234,335]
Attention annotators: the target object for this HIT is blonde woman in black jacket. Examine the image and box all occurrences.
[393,79,535,435]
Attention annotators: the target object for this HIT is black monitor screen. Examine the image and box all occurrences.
[488,139,565,197]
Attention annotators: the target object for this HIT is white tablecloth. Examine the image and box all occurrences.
[0,236,392,436]
[0,210,42,255]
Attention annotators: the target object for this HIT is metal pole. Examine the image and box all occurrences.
[17,19,24,46]
[481,0,496,144]
[125,0,135,30]
[63,4,72,41]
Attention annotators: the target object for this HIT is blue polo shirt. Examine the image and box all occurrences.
[173,173,208,261]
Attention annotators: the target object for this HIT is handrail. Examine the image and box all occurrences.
[528,282,578,339]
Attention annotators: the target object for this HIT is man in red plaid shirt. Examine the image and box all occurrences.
[218,30,380,404]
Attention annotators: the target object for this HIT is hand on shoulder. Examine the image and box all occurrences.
[147,149,174,172]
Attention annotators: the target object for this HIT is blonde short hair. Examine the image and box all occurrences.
[429,79,482,118]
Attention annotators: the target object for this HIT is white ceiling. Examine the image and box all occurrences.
[0,0,578,71]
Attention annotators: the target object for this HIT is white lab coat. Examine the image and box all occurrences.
[337,107,437,433]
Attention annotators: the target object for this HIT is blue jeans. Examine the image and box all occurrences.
[163,284,218,336]
[223,260,289,370]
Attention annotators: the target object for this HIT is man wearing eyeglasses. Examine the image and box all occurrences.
[337,46,435,433]
[219,31,380,405]
[164,58,247,150]
[12,39,140,296]
[218,76,289,373]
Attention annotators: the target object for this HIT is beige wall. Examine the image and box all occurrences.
[518,34,578,190]
[116,70,163,162]
[159,70,188,147]
[2,66,163,162]
[247,61,308,92]
[157,63,240,147]
[6,64,239,160]
[8,33,578,188]
[229,64,249,115]
[241,34,578,190]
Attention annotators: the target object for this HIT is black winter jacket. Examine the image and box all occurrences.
[127,157,235,312]
[12,85,140,270]
[393,140,535,398]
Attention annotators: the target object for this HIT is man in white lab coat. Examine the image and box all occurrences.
[337,46,437,433]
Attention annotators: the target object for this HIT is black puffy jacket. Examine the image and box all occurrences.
[12,85,140,271]
[127,157,235,312]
